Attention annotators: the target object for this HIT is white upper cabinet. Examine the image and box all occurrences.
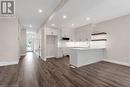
[75,28,89,41]
[61,30,70,38]
[46,28,59,36]
[61,29,75,41]
[75,24,93,41]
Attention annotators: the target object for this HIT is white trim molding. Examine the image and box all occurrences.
[102,59,130,67]
[20,54,26,56]
[40,56,47,61]
[46,56,55,58]
[0,59,19,66]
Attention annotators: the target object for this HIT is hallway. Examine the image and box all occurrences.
[0,52,130,87]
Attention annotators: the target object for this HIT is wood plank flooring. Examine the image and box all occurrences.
[0,52,130,87]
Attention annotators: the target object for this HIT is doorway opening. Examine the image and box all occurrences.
[26,32,34,52]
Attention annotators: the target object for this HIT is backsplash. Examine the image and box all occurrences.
[64,41,106,48]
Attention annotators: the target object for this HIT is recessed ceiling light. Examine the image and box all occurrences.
[86,17,90,21]
[38,9,43,13]
[51,24,55,26]
[29,24,32,28]
[63,15,67,19]
[72,24,74,26]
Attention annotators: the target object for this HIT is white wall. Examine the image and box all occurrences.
[41,27,46,60]
[34,29,42,57]
[34,31,40,56]
[20,29,26,56]
[94,14,130,64]
[0,17,19,66]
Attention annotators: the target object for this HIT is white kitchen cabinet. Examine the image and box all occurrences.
[61,29,75,41]
[75,28,87,41]
[57,47,63,58]
[45,27,61,59]
[62,30,69,37]
[75,25,92,42]
[69,48,104,67]
[46,27,59,36]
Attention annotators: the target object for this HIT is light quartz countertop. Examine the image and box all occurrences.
[69,47,105,50]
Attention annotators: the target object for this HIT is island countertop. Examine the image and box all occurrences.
[69,47,105,51]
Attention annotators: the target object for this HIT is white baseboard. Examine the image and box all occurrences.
[0,59,19,66]
[20,54,26,56]
[46,56,55,58]
[43,58,47,61]
[102,59,130,67]
[40,56,47,61]
[34,52,39,56]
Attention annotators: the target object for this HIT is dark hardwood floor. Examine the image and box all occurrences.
[0,52,130,87]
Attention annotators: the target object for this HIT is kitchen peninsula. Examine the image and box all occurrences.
[69,47,105,67]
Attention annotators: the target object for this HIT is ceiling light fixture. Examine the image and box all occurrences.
[38,9,43,13]
[63,15,67,19]
[72,24,74,26]
[51,24,55,26]
[29,24,32,28]
[86,17,90,21]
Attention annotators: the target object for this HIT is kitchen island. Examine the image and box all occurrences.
[69,47,105,67]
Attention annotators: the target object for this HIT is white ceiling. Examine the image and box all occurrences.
[48,0,130,29]
[15,0,60,30]
[15,0,130,30]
